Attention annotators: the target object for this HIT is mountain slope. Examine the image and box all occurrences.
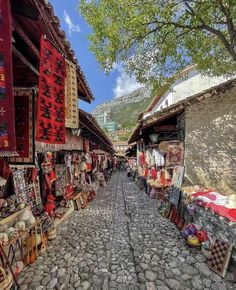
[92,87,153,129]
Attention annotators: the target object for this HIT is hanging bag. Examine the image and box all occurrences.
[0,267,13,290]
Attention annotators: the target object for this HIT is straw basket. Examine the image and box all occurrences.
[0,267,13,290]
[47,228,57,240]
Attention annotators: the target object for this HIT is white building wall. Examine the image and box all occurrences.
[150,68,228,115]
[172,73,227,104]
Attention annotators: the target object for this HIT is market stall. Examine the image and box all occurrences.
[128,81,236,278]
[0,0,114,286]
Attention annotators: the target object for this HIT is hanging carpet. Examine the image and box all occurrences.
[36,36,66,144]
[0,0,17,156]
[55,164,66,196]
[65,59,79,128]
[10,89,35,164]
[166,141,184,167]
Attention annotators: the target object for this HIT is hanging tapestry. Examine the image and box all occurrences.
[12,169,27,204]
[55,164,66,196]
[0,0,17,156]
[36,36,66,144]
[10,89,35,164]
[172,165,185,189]
[166,141,184,167]
[65,59,79,128]
[12,168,41,208]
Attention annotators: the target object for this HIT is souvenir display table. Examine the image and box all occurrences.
[53,205,74,228]
[0,206,31,226]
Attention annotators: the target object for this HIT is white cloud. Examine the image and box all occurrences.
[112,64,143,98]
[63,11,81,35]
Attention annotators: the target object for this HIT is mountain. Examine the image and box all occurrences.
[92,87,154,141]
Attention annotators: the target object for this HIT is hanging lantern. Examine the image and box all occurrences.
[149,133,158,143]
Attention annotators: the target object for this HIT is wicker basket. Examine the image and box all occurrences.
[0,267,13,290]
[47,228,57,240]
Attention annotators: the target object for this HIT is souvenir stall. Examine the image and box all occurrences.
[132,109,185,200]
[128,92,236,278]
[0,0,111,287]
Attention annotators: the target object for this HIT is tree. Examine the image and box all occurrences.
[80,0,236,87]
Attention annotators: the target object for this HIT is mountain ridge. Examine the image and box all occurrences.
[92,87,152,116]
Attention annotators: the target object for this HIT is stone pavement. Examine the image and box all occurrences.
[19,173,235,290]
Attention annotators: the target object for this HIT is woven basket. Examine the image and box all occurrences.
[0,267,13,290]
[47,228,57,240]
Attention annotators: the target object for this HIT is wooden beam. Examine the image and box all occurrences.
[12,46,39,76]
[13,20,40,58]
[12,0,39,20]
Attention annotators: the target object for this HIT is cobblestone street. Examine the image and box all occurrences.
[19,173,235,290]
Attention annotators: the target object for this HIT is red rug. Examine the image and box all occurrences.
[0,0,17,156]
[36,36,66,144]
[166,141,184,167]
[10,89,35,164]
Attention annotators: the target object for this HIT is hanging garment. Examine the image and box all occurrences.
[152,149,165,167]
[145,150,152,166]
[85,153,92,172]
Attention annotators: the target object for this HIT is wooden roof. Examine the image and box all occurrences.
[11,0,94,103]
[79,109,115,153]
[128,78,236,144]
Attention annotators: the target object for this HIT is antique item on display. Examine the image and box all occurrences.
[0,232,8,245]
[208,239,233,278]
[187,235,201,246]
[19,209,34,223]
[14,221,26,231]
[0,266,13,290]
[46,228,57,240]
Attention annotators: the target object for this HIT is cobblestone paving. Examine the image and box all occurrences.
[19,173,235,290]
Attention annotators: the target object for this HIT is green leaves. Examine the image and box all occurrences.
[79,0,236,91]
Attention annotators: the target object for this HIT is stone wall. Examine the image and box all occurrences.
[184,86,236,195]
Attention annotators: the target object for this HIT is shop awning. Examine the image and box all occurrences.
[128,78,236,144]
[79,109,115,154]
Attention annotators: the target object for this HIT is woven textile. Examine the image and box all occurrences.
[65,59,79,128]
[0,0,17,156]
[10,89,35,164]
[166,141,184,167]
[55,164,66,196]
[36,36,66,144]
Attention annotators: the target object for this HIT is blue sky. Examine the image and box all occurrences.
[50,0,142,112]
